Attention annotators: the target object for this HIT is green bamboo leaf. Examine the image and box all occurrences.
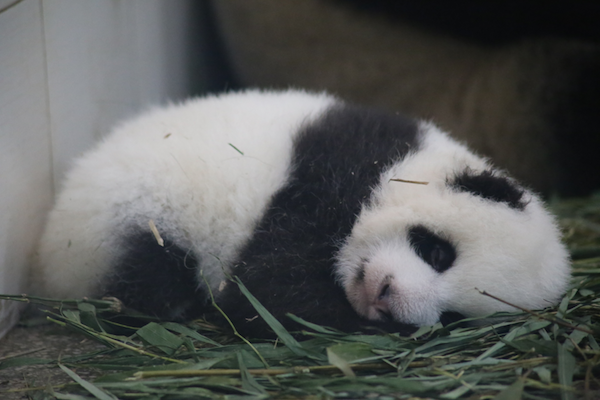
[237,350,268,395]
[493,378,524,400]
[398,349,416,374]
[503,338,557,356]
[77,301,98,314]
[440,357,511,370]
[344,334,409,350]
[476,320,551,361]
[77,302,105,332]
[409,324,436,338]
[556,293,572,318]
[309,376,430,394]
[285,313,344,335]
[567,325,590,347]
[0,357,54,369]
[440,383,472,399]
[232,276,314,359]
[327,347,356,378]
[588,334,600,351]
[59,363,118,400]
[533,366,552,384]
[136,322,184,355]
[557,342,577,400]
[62,309,81,323]
[54,392,93,400]
[326,342,374,363]
[161,321,222,347]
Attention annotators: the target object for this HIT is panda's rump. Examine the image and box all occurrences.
[100,229,206,321]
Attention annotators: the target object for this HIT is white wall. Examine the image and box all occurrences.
[0,0,204,338]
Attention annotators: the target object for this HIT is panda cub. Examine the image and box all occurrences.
[33,89,570,338]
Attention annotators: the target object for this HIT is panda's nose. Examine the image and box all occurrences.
[375,283,393,321]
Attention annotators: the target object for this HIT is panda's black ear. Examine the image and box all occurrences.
[449,169,528,211]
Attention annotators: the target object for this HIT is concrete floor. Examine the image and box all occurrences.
[0,322,105,399]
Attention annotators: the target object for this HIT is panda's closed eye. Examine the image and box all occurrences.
[408,226,456,273]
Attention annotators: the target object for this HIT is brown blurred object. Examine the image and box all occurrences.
[211,0,600,196]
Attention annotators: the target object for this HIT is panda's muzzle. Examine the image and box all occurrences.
[374,281,393,321]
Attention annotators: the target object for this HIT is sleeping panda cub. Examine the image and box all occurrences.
[33,89,570,338]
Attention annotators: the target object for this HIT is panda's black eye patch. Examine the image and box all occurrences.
[408,225,456,273]
[449,169,527,211]
[354,260,367,283]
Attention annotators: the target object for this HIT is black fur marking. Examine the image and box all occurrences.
[102,230,206,321]
[378,283,390,300]
[450,169,527,211]
[217,103,422,338]
[439,311,466,326]
[354,259,367,283]
[378,308,394,322]
[408,225,456,273]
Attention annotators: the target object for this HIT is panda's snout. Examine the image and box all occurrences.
[375,283,393,321]
[351,269,397,321]
[346,244,444,325]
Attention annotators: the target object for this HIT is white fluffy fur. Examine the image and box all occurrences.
[33,90,335,298]
[336,123,570,325]
[33,89,570,328]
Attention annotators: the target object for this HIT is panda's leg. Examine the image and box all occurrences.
[101,230,208,321]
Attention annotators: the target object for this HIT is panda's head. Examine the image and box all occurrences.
[335,123,570,327]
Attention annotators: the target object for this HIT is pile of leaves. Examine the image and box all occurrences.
[1,194,599,400]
